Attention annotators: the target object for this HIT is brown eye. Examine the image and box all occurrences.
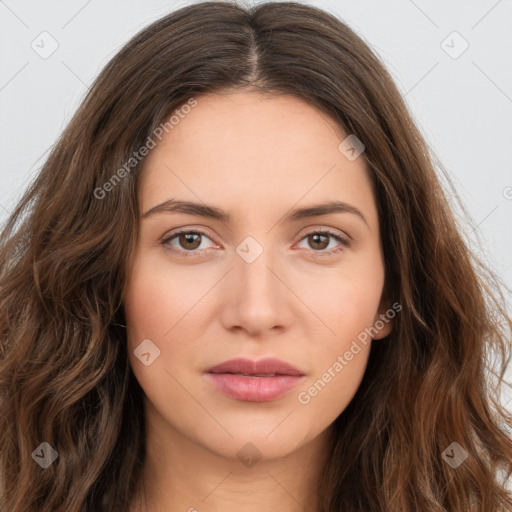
[177,232,202,250]
[296,230,351,256]
[307,233,330,251]
[162,230,216,256]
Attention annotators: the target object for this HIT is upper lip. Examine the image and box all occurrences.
[206,357,305,376]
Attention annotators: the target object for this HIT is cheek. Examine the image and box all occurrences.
[123,253,188,383]
[123,251,216,398]
[294,253,384,407]
[124,249,206,345]
[303,253,385,344]
[124,270,176,344]
[294,282,380,422]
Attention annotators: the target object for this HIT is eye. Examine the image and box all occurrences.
[161,230,216,257]
[296,229,351,256]
[161,228,351,258]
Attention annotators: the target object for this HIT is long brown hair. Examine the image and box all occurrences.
[1,2,510,510]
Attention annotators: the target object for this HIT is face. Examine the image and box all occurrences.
[123,90,391,462]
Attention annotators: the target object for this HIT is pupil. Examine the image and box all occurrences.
[181,233,200,249]
[177,233,330,251]
[311,233,328,250]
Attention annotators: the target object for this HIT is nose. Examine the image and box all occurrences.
[219,241,293,337]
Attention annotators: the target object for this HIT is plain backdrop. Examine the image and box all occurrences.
[1,0,511,410]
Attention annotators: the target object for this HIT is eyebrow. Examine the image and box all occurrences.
[142,199,368,226]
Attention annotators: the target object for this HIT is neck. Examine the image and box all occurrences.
[130,399,334,512]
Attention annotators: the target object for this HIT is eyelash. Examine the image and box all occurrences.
[161,229,351,258]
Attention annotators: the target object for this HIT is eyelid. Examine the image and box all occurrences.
[293,228,352,256]
[160,227,219,256]
[161,225,352,257]
[295,224,352,241]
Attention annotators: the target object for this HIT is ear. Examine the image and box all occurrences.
[371,300,398,340]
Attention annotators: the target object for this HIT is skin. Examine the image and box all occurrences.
[124,90,392,512]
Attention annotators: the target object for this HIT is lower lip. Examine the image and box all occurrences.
[205,373,305,402]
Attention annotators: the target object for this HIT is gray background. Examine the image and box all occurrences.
[1,0,511,410]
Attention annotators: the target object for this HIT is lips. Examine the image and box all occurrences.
[205,357,305,402]
[206,357,304,377]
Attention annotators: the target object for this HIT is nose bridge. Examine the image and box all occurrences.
[235,233,281,299]
[223,233,289,333]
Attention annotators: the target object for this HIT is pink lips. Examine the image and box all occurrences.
[205,357,306,402]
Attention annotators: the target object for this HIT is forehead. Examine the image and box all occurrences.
[145,90,346,165]
[137,91,377,227]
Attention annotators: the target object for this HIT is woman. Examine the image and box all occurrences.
[0,2,510,511]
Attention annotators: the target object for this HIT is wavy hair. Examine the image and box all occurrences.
[0,1,511,510]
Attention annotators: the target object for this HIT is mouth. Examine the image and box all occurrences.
[204,357,306,402]
[216,373,281,377]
